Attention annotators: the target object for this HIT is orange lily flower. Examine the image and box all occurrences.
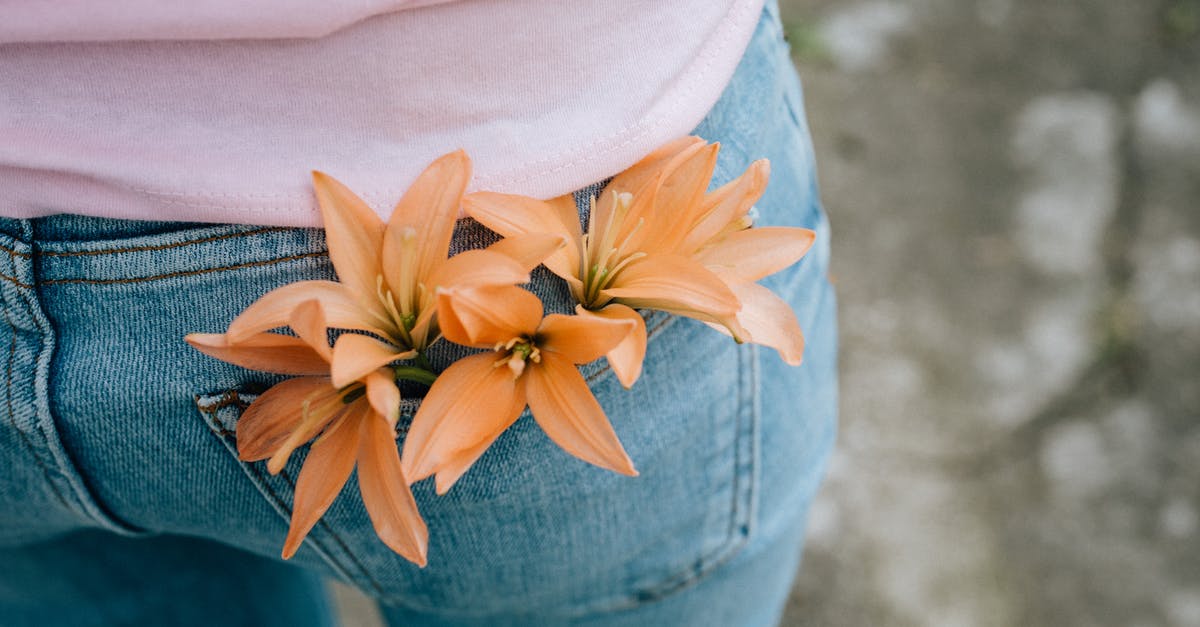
[629,139,814,365]
[223,150,563,388]
[400,286,638,495]
[463,137,814,384]
[187,301,428,566]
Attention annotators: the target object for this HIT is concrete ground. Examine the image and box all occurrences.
[779,0,1200,625]
[331,1,1200,625]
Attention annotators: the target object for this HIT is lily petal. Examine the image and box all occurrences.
[679,159,769,254]
[266,404,351,476]
[484,233,568,275]
[400,353,523,484]
[185,332,328,376]
[658,142,719,215]
[312,171,387,309]
[330,333,412,388]
[227,280,396,343]
[546,194,584,241]
[601,254,740,324]
[724,281,805,366]
[288,300,333,362]
[436,286,542,347]
[364,369,402,427]
[463,193,581,281]
[463,191,573,240]
[236,377,339,462]
[357,409,429,567]
[384,150,471,293]
[626,142,717,251]
[426,249,530,294]
[281,408,360,560]
[431,388,527,495]
[546,193,587,282]
[603,136,705,201]
[525,352,637,476]
[696,226,815,283]
[537,312,635,365]
[575,304,647,389]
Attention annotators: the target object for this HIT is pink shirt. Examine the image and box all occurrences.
[0,1,764,227]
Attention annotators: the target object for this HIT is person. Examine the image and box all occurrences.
[0,1,836,625]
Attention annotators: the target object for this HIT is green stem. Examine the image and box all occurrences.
[393,365,437,387]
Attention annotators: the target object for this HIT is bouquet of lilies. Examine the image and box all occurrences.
[186,136,815,566]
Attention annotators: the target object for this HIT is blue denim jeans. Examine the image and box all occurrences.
[0,3,836,625]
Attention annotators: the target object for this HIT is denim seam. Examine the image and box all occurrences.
[746,343,762,539]
[557,342,759,618]
[276,466,390,598]
[194,391,376,591]
[0,243,32,259]
[1,245,148,536]
[0,272,34,290]
[629,346,755,609]
[40,251,328,285]
[0,304,72,512]
[36,226,293,257]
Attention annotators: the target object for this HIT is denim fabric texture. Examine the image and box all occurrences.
[0,1,837,625]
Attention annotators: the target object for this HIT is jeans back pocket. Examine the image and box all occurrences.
[194,310,760,617]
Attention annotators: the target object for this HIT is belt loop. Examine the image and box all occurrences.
[0,218,34,244]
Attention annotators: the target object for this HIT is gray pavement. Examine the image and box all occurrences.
[779,0,1200,625]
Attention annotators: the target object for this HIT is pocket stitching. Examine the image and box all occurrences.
[38,226,294,257]
[193,329,755,616]
[41,250,328,286]
[583,342,760,614]
[194,390,386,595]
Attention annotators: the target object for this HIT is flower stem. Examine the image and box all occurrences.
[393,365,437,387]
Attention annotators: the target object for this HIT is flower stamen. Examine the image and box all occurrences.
[602,192,634,250]
[604,251,647,284]
[490,337,541,379]
[376,274,414,346]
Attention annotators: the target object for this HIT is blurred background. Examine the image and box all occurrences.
[779,0,1200,625]
[334,1,1200,625]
